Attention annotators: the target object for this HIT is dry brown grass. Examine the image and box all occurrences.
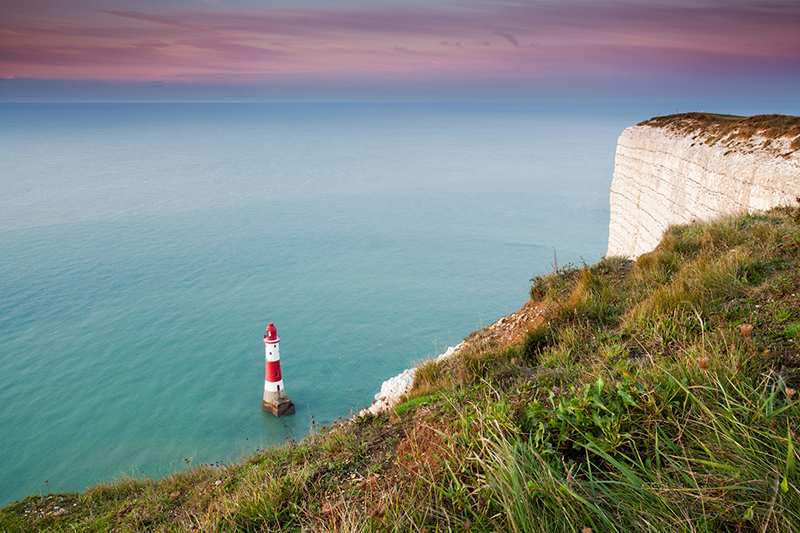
[396,409,450,479]
[641,112,800,151]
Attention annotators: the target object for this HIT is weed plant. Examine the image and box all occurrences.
[2,207,799,532]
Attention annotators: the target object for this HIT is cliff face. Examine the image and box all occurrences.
[607,114,800,259]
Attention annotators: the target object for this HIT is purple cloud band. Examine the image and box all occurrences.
[2,0,799,85]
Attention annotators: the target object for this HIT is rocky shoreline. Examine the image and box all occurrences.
[356,299,550,418]
[357,343,465,417]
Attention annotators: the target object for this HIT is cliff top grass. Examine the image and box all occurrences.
[640,112,800,152]
[3,205,800,532]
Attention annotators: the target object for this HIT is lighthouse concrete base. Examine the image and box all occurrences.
[263,397,295,417]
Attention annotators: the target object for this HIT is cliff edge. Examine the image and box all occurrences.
[607,113,800,259]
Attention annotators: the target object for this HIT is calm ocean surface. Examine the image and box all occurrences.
[1,101,792,506]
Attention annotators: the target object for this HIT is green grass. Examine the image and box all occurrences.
[3,206,800,532]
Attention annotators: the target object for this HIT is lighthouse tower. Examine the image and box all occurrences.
[262,323,295,417]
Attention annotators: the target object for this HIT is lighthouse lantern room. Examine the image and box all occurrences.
[262,322,295,417]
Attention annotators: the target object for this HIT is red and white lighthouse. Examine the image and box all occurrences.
[262,322,295,417]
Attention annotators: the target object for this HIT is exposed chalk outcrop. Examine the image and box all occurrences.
[357,343,464,417]
[356,301,551,419]
[607,116,800,259]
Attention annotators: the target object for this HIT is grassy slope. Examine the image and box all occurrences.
[3,205,800,532]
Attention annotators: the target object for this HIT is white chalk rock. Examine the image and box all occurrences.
[608,125,800,259]
[357,343,464,417]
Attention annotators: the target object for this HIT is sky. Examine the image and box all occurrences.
[1,0,799,101]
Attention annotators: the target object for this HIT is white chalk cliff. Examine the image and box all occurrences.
[357,344,463,417]
[607,116,800,259]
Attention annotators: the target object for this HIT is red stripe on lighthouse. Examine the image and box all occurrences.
[266,360,282,382]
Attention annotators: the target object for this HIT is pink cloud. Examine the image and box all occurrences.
[1,0,798,88]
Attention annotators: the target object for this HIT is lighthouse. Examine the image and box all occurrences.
[262,322,295,417]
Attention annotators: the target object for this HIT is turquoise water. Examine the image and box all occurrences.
[1,101,789,506]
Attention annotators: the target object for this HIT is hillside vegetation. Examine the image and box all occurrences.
[3,205,800,532]
[641,113,800,153]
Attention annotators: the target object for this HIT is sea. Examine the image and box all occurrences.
[1,100,796,506]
